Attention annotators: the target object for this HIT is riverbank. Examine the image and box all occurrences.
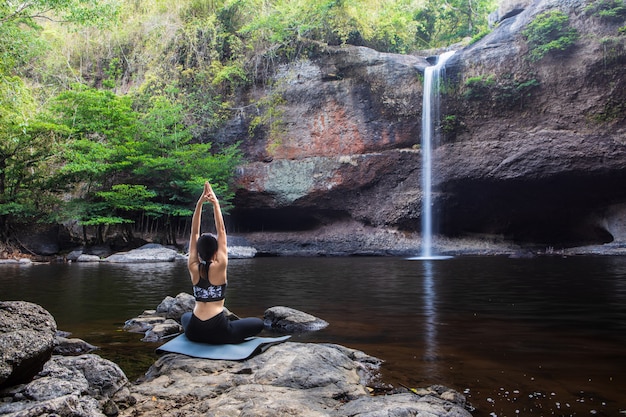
[3,222,626,264]
[0,301,472,417]
[238,222,626,257]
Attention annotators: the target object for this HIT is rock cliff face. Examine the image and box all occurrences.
[224,0,626,252]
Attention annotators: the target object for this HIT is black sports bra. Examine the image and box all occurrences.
[192,261,227,302]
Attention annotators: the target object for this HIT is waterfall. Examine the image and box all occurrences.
[419,51,455,259]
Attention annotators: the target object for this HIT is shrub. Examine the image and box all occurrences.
[463,73,540,109]
[522,10,579,61]
[463,75,495,100]
[584,0,626,22]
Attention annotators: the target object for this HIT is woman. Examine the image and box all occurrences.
[181,181,264,344]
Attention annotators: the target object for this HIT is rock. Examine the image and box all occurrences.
[0,258,33,265]
[0,301,57,389]
[489,0,533,25]
[0,354,131,417]
[104,244,177,263]
[605,203,626,243]
[86,245,114,258]
[228,245,257,258]
[65,249,83,261]
[123,314,168,334]
[53,336,98,356]
[120,342,470,417]
[77,254,101,262]
[264,306,329,333]
[155,292,195,320]
[141,319,182,342]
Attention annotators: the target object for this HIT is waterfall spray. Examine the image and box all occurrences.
[418,51,455,260]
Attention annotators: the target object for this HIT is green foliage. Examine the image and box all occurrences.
[0,116,68,208]
[522,10,579,61]
[239,0,497,54]
[0,75,70,236]
[49,84,242,240]
[463,75,496,100]
[584,0,626,22]
[248,87,286,155]
[463,73,540,109]
[0,0,120,27]
[414,0,497,48]
[53,84,137,141]
[0,19,47,75]
[469,28,492,45]
[441,115,459,133]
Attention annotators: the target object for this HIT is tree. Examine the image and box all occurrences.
[0,0,119,27]
[50,85,242,244]
[417,0,497,47]
[0,76,69,240]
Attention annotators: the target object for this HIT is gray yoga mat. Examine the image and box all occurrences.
[156,334,291,360]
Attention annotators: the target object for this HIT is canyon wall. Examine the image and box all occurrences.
[221,0,626,253]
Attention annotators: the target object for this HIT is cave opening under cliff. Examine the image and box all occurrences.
[440,174,622,247]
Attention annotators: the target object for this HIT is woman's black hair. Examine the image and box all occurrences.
[197,233,218,262]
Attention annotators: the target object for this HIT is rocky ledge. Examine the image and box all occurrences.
[121,343,470,417]
[1,301,471,417]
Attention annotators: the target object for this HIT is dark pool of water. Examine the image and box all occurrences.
[2,256,626,416]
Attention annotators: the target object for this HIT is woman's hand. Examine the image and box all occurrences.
[204,181,219,205]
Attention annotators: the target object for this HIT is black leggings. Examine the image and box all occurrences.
[181,310,264,344]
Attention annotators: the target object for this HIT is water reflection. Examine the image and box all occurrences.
[421,260,437,369]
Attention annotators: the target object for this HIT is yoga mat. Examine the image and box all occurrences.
[156,334,291,360]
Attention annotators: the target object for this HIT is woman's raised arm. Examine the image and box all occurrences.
[187,185,210,273]
[205,182,228,264]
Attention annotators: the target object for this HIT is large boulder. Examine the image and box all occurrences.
[264,306,329,332]
[120,342,470,417]
[104,244,178,263]
[0,301,57,389]
[155,292,195,320]
[0,354,133,417]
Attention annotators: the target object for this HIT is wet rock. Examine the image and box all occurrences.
[264,306,329,333]
[123,314,168,334]
[0,301,57,389]
[53,336,98,356]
